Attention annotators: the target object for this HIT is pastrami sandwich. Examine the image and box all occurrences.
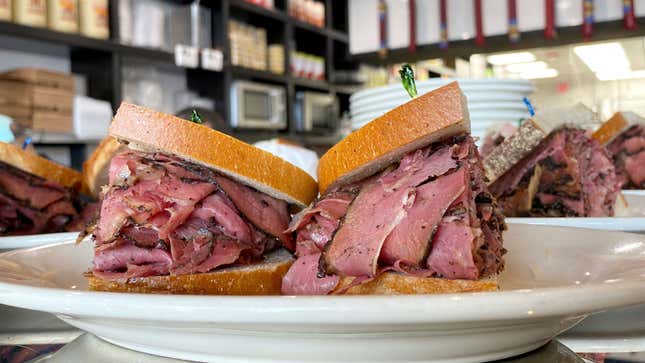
[592,112,644,189]
[0,142,87,235]
[483,106,620,217]
[282,81,506,295]
[86,103,317,295]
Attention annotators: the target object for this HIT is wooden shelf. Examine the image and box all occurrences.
[230,66,288,83]
[351,18,645,65]
[228,0,288,21]
[0,20,175,62]
[292,20,348,43]
[0,1,356,153]
[292,77,330,91]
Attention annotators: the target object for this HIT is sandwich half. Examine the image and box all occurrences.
[282,82,506,295]
[484,108,620,217]
[0,142,86,235]
[87,103,317,295]
[592,111,644,189]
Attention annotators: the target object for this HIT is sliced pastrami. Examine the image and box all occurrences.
[380,168,466,266]
[320,145,457,277]
[607,124,645,189]
[490,128,620,217]
[0,162,82,235]
[213,175,292,248]
[93,240,173,278]
[283,135,506,295]
[192,192,254,244]
[93,150,293,280]
[426,220,478,280]
[281,252,339,295]
[0,169,65,209]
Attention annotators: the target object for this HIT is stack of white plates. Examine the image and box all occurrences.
[350,78,534,140]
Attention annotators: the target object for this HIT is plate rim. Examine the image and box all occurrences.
[2,226,645,325]
[0,231,80,250]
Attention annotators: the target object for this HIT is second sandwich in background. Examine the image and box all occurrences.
[282,82,507,295]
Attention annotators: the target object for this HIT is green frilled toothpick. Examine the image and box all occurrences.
[190,110,203,124]
[399,64,417,98]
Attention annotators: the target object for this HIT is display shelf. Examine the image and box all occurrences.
[0,20,174,62]
[350,18,645,65]
[0,1,356,151]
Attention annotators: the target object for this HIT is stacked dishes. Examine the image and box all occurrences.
[350,78,534,139]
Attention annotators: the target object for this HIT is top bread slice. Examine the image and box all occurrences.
[482,119,549,185]
[0,142,82,191]
[482,104,601,185]
[592,111,645,145]
[109,102,317,207]
[82,136,125,198]
[317,82,470,194]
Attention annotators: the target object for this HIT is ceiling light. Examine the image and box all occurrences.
[487,52,536,65]
[519,68,559,79]
[595,69,645,81]
[573,42,630,72]
[506,61,548,73]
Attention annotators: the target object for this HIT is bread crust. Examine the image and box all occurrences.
[82,136,124,198]
[0,142,82,190]
[483,119,548,185]
[109,103,317,207]
[337,273,499,295]
[89,249,294,295]
[317,82,469,194]
[592,112,629,145]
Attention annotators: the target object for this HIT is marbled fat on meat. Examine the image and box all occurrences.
[282,135,506,295]
[92,151,290,280]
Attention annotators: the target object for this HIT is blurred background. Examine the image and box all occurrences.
[0,0,643,170]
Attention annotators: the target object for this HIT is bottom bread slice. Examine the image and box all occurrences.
[88,249,294,295]
[338,273,499,295]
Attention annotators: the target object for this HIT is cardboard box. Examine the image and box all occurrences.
[0,68,74,133]
[1,105,72,133]
[0,80,73,113]
[0,68,74,91]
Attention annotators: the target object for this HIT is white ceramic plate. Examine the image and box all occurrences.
[350,90,532,111]
[351,110,528,126]
[350,79,533,102]
[0,232,79,251]
[1,224,645,362]
[507,192,645,233]
[350,101,528,118]
[350,91,530,110]
[556,190,645,353]
[36,335,584,363]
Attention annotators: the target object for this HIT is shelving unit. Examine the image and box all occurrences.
[350,18,645,65]
[0,0,357,158]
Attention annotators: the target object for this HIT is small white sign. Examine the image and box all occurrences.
[174,44,199,68]
[201,48,224,71]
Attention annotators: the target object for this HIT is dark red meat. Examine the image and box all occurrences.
[282,135,506,295]
[92,151,289,280]
[490,128,620,217]
[0,161,82,235]
[606,124,645,189]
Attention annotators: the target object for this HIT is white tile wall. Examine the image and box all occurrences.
[447,0,475,41]
[517,0,545,31]
[386,0,410,49]
[483,0,508,36]
[416,0,440,45]
[556,0,583,27]
[349,0,380,54]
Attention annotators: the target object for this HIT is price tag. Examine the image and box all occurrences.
[174,44,199,68]
[201,48,224,71]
